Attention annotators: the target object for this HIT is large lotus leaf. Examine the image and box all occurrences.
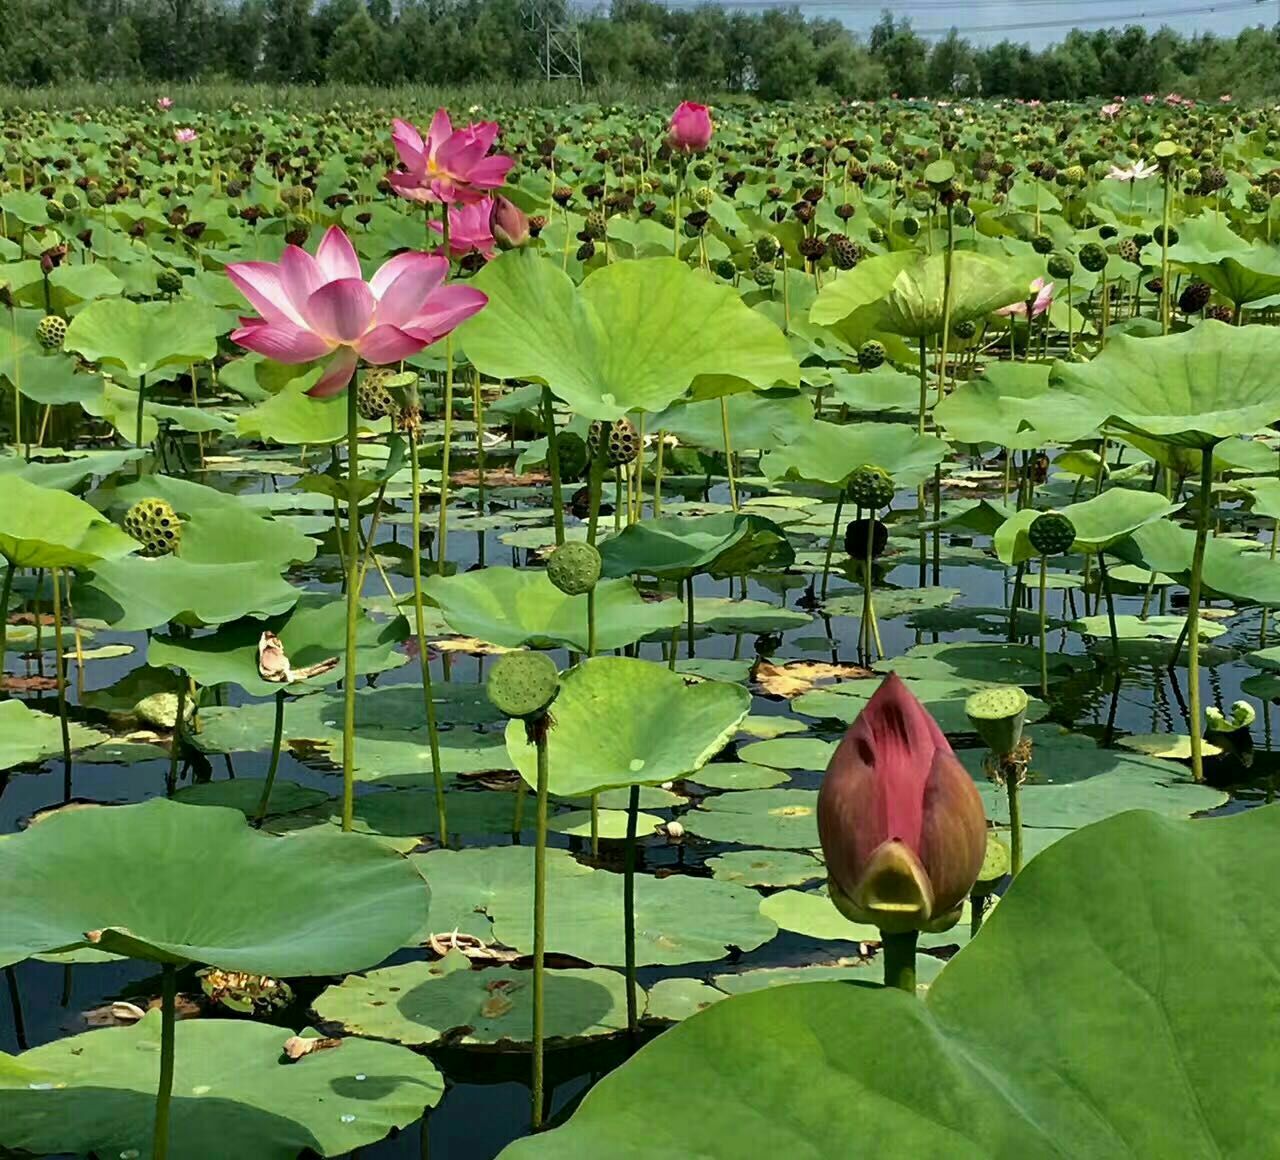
[505,656,749,796]
[0,1014,442,1159]
[499,807,1280,1159]
[315,950,639,1047]
[793,675,1048,734]
[994,488,1181,564]
[760,419,947,489]
[0,700,110,771]
[598,512,793,581]
[64,297,219,379]
[683,788,820,849]
[878,252,1031,337]
[935,362,1099,449]
[74,554,300,631]
[0,799,429,973]
[458,250,799,421]
[877,641,1086,685]
[147,593,406,696]
[1050,321,1280,447]
[808,251,920,325]
[649,389,811,453]
[425,570,682,652]
[822,365,919,415]
[488,871,776,967]
[106,474,317,568]
[1166,216,1280,306]
[236,371,350,445]
[1111,520,1280,605]
[0,475,137,568]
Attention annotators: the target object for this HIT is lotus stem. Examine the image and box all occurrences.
[586,452,604,546]
[860,510,878,663]
[541,387,565,547]
[435,338,455,575]
[1187,447,1215,782]
[530,718,550,1130]
[970,894,986,940]
[4,965,26,1050]
[151,961,177,1160]
[880,929,917,994]
[586,586,596,659]
[820,493,845,601]
[685,575,695,658]
[916,340,928,588]
[254,690,286,824]
[50,568,72,797]
[1160,166,1172,335]
[1007,562,1026,642]
[652,430,666,518]
[166,670,186,800]
[0,559,11,675]
[409,424,448,845]
[624,782,640,1033]
[1007,771,1023,874]
[135,374,147,476]
[1038,556,1049,697]
[1097,553,1121,668]
[719,397,738,511]
[341,381,360,832]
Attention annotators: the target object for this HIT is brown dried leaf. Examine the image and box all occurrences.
[432,636,513,656]
[752,659,871,699]
[282,1034,342,1061]
[1,674,58,693]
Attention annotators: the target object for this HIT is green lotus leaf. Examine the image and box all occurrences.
[315,950,640,1047]
[736,736,837,772]
[994,488,1181,564]
[683,788,820,849]
[459,250,799,421]
[64,297,219,379]
[878,641,1087,685]
[1050,321,1280,447]
[794,675,1048,734]
[504,656,750,797]
[760,419,947,489]
[599,512,793,581]
[0,475,137,568]
[878,252,1032,337]
[649,389,811,453]
[1111,520,1280,605]
[707,849,824,887]
[808,251,919,326]
[236,371,350,445]
[500,807,1279,1159]
[173,778,329,817]
[1166,216,1280,307]
[0,700,110,771]
[0,1014,442,1159]
[147,593,407,696]
[0,798,429,973]
[823,365,921,415]
[425,569,682,652]
[935,362,1100,449]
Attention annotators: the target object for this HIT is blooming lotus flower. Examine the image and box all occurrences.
[174,128,198,144]
[389,111,514,206]
[1100,102,1123,120]
[1143,93,1156,105]
[226,226,487,397]
[668,102,713,154]
[1107,159,1159,182]
[817,674,987,934]
[1220,93,1233,103]
[998,277,1054,320]
[157,97,173,111]
[431,197,497,260]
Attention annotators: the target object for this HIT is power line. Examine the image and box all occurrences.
[912,0,1266,37]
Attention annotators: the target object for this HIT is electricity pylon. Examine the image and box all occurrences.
[521,0,583,86]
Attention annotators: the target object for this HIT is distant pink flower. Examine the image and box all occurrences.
[1164,92,1184,106]
[1143,93,1156,105]
[1100,103,1123,120]
[668,102,713,153]
[998,277,1054,320]
[1220,93,1233,103]
[491,196,530,249]
[431,197,497,260]
[226,226,488,398]
[389,111,514,206]
[157,97,173,111]
[174,128,198,144]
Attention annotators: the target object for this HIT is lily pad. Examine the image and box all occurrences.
[708,849,824,888]
[0,475,137,568]
[172,779,329,817]
[599,513,793,581]
[761,419,946,490]
[684,789,820,849]
[0,701,109,771]
[736,737,836,772]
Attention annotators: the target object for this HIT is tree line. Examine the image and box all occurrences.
[2,0,1278,100]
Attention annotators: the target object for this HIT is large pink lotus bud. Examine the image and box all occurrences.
[668,102,713,154]
[817,673,987,934]
[491,196,530,249]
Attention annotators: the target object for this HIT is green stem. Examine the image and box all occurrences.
[341,382,360,832]
[254,690,286,823]
[151,962,177,1160]
[1160,167,1172,336]
[1007,562,1025,643]
[820,493,844,601]
[0,559,11,676]
[1038,556,1049,697]
[409,425,448,844]
[880,929,917,993]
[586,585,596,659]
[435,338,455,575]
[542,387,565,547]
[970,894,986,940]
[685,575,695,658]
[1007,772,1023,875]
[530,720,550,1130]
[586,452,604,546]
[51,567,71,796]
[652,430,666,518]
[135,374,147,476]
[916,339,928,588]
[1097,552,1121,668]
[719,396,738,511]
[1187,447,1215,782]
[624,782,640,1033]
[861,507,877,662]
[166,671,186,800]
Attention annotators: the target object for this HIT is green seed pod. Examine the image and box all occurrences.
[692,186,715,208]
[1028,512,1076,556]
[901,215,920,237]
[36,314,67,350]
[546,541,601,596]
[1152,224,1178,247]
[952,318,977,341]
[1117,237,1140,264]
[1031,234,1054,255]
[846,465,895,511]
[973,832,1012,894]
[555,431,589,481]
[713,257,736,280]
[487,650,560,720]
[857,340,886,371]
[952,205,974,227]
[156,268,183,295]
[355,369,400,421]
[1078,242,1107,273]
[965,685,1030,759]
[1046,252,1075,280]
[754,234,779,262]
[750,257,775,288]
[123,497,182,557]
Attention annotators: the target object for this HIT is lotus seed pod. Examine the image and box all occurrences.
[122,497,182,557]
[546,541,601,596]
[846,465,895,511]
[901,215,920,237]
[829,233,862,270]
[1046,252,1075,280]
[713,257,736,280]
[965,685,1030,759]
[1247,187,1270,214]
[36,314,67,350]
[556,431,589,481]
[355,369,400,421]
[1152,224,1179,247]
[952,318,977,341]
[1031,234,1054,255]
[1028,512,1076,557]
[973,832,1012,894]
[583,209,607,241]
[156,268,183,295]
[1117,237,1141,264]
[1078,242,1107,273]
[750,256,775,287]
[754,234,779,262]
[487,650,560,720]
[857,340,886,371]
[1178,280,1213,314]
[692,186,715,208]
[843,517,888,560]
[588,418,638,467]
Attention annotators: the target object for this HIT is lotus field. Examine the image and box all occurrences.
[4,91,1280,1157]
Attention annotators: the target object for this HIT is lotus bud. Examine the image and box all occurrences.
[965,685,1029,761]
[817,673,987,935]
[491,195,530,250]
[668,102,713,154]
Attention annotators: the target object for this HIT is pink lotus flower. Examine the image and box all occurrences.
[817,674,987,934]
[491,195,530,249]
[157,97,173,111]
[668,102,713,154]
[1100,103,1123,121]
[998,277,1054,320]
[431,197,497,260]
[1220,93,1233,103]
[226,226,487,397]
[1143,93,1156,105]
[389,110,514,206]
[174,128,198,144]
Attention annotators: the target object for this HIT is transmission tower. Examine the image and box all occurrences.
[521,0,583,86]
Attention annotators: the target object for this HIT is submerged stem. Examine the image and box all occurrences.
[530,723,550,1130]
[341,383,360,832]
[254,690,286,824]
[1187,447,1215,782]
[624,783,640,1033]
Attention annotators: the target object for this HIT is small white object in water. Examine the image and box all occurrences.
[665,821,685,840]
